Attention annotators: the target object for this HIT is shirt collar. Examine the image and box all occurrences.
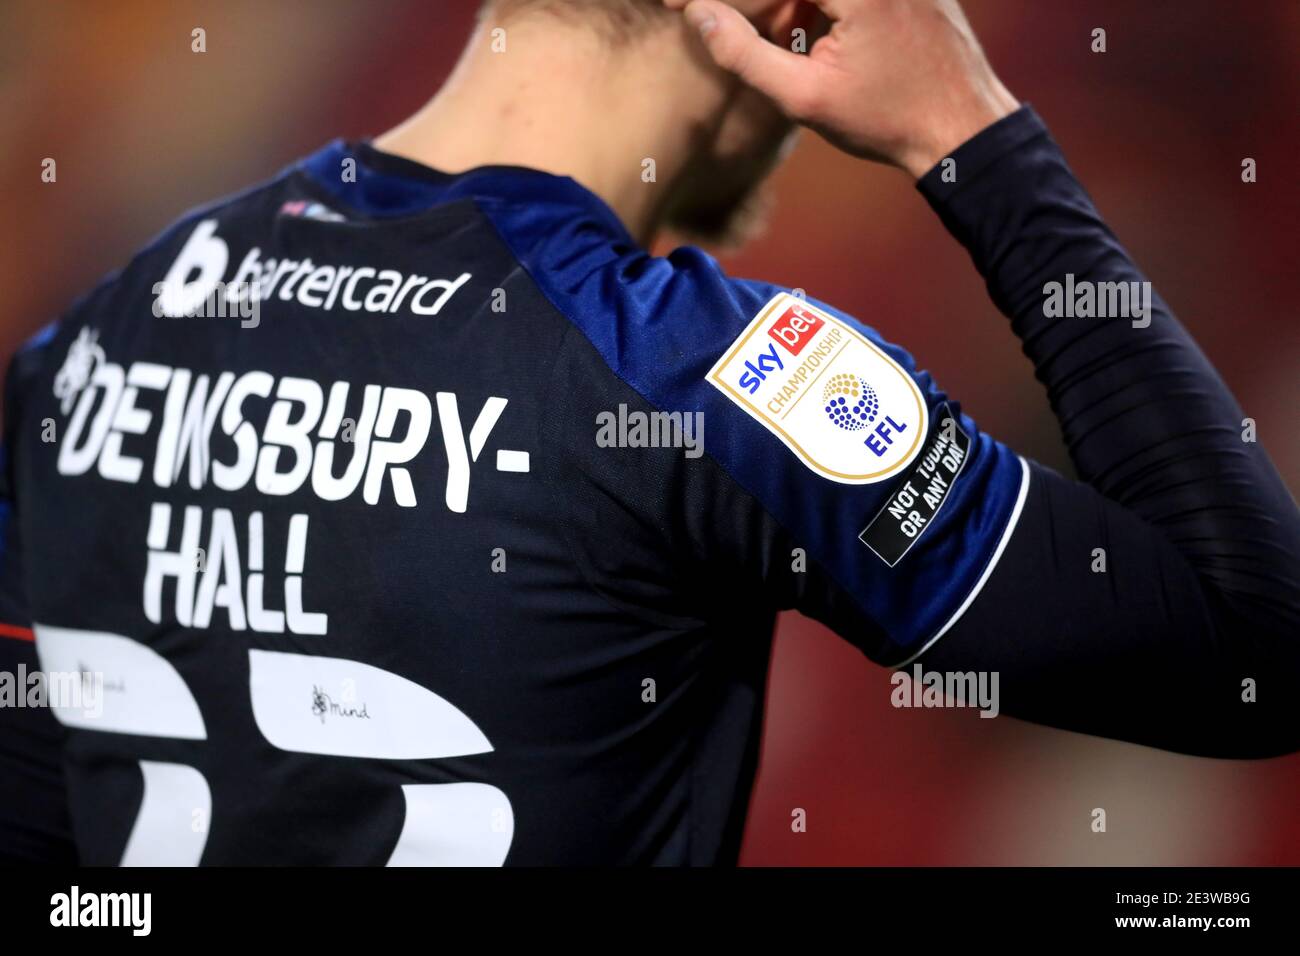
[296,138,635,245]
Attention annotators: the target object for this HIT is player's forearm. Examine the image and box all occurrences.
[916,106,1300,634]
[913,108,1299,756]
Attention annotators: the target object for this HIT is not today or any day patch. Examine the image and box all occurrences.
[858,403,971,566]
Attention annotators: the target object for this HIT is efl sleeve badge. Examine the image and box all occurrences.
[707,292,929,484]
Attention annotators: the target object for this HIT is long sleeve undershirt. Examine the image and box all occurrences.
[917,106,1300,757]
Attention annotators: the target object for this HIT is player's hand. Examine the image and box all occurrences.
[663,0,1020,177]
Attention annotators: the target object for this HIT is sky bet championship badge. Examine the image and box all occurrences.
[708,293,927,483]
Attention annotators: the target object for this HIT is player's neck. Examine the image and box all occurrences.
[373,19,727,247]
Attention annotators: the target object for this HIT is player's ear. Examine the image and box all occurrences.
[720,0,824,47]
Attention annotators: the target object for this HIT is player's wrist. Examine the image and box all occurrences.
[898,83,1021,179]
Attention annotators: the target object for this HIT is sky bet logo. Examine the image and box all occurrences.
[768,303,824,356]
[737,341,784,394]
[738,304,827,393]
[708,292,928,484]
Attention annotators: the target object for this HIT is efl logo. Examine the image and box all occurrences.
[767,303,824,356]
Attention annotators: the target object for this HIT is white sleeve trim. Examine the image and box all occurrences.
[894,455,1031,667]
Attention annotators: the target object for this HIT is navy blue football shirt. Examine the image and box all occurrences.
[2,107,1296,864]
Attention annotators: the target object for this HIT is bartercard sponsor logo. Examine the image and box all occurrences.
[707,292,927,484]
[151,218,471,320]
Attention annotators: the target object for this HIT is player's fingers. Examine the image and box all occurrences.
[680,0,822,120]
[664,0,847,19]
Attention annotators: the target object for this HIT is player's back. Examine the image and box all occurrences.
[3,141,781,865]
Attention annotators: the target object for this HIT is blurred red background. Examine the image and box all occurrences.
[2,0,1296,864]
